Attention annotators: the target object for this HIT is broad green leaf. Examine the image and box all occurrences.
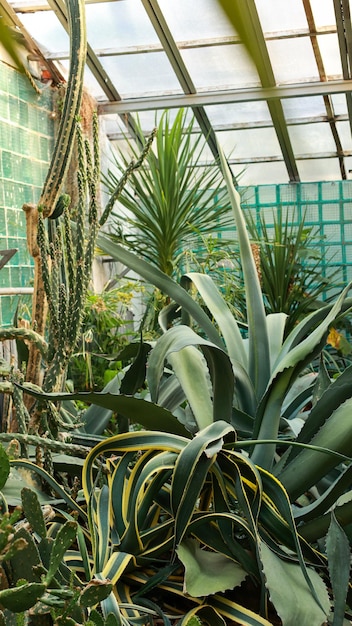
[326,512,350,626]
[266,313,287,370]
[209,594,273,625]
[18,384,189,437]
[79,579,113,608]
[177,538,247,597]
[10,460,87,522]
[183,272,247,367]
[83,430,188,497]
[167,346,213,430]
[177,606,225,626]
[7,527,41,583]
[217,140,270,400]
[0,581,46,612]
[96,233,223,348]
[279,398,352,500]
[95,485,111,572]
[147,325,234,429]
[272,283,352,379]
[259,541,330,626]
[100,551,134,586]
[282,362,352,467]
[293,464,352,526]
[172,421,233,546]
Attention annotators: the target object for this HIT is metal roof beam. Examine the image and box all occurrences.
[47,0,121,101]
[303,0,346,178]
[31,28,339,61]
[97,79,352,114]
[106,113,350,140]
[45,0,141,139]
[140,0,233,177]
[242,0,299,181]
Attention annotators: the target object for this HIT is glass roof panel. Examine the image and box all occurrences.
[205,101,272,126]
[297,158,341,181]
[233,161,290,186]
[158,0,236,39]
[317,34,343,77]
[336,121,352,150]
[310,0,337,27]
[123,108,198,129]
[180,45,260,91]
[267,38,319,83]
[288,122,337,155]
[255,0,308,32]
[99,53,182,98]
[218,127,282,159]
[19,10,69,53]
[86,0,159,48]
[281,96,327,120]
[5,0,352,185]
[331,94,349,115]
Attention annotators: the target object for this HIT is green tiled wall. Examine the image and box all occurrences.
[0,62,54,326]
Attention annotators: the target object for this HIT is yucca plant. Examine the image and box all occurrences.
[244,208,338,333]
[102,108,234,277]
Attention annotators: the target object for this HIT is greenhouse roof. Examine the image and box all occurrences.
[2,0,352,186]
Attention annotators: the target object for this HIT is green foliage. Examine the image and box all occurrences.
[244,208,339,333]
[93,141,352,623]
[103,109,234,276]
[0,487,112,624]
[77,421,333,625]
[68,283,139,391]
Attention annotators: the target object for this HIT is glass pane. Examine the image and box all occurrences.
[336,121,352,150]
[310,0,337,28]
[205,101,272,125]
[159,0,236,40]
[288,122,337,154]
[297,158,341,181]
[217,127,281,159]
[20,11,69,53]
[268,38,319,83]
[86,0,159,48]
[317,34,343,77]
[234,161,290,186]
[100,53,182,97]
[180,45,259,91]
[256,0,308,32]
[282,96,327,120]
[331,94,348,115]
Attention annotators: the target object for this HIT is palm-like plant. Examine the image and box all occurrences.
[244,209,337,333]
[102,109,234,276]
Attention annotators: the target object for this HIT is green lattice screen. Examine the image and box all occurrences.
[0,62,54,326]
[208,180,352,300]
[245,181,352,295]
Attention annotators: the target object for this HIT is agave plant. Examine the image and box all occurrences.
[20,139,352,623]
[77,420,335,626]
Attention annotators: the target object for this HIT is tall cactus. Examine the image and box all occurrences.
[38,119,100,396]
[22,0,87,394]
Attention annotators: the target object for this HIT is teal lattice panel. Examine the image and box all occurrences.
[0,62,54,326]
[238,181,352,298]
